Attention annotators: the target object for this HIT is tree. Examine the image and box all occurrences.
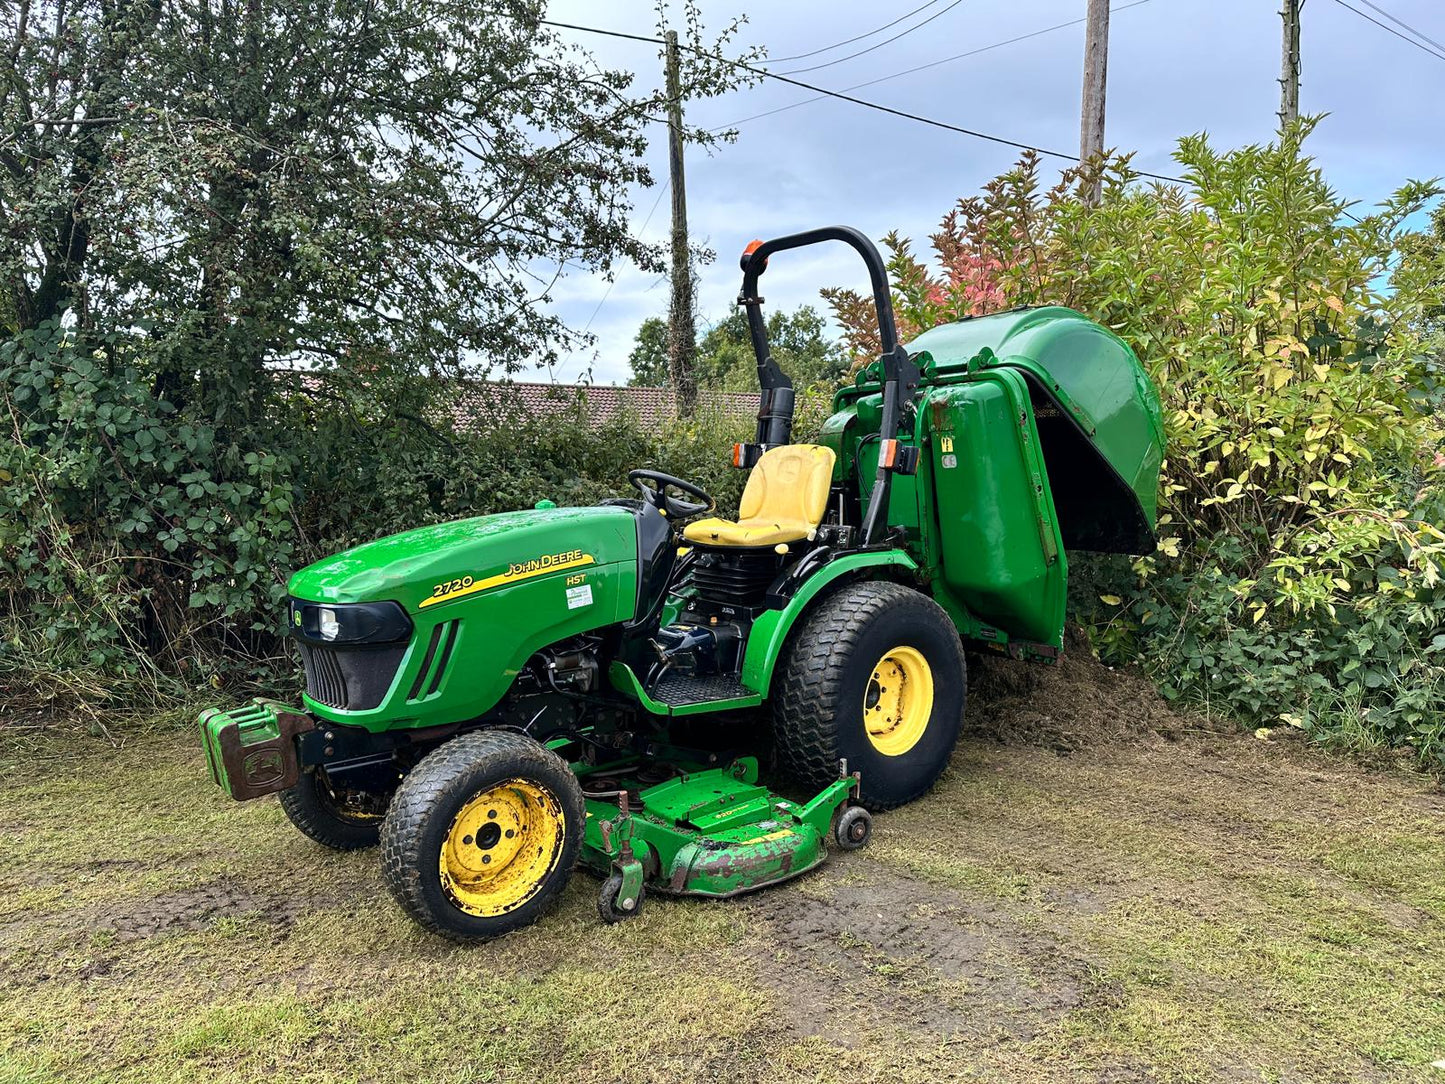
[628,317,671,387]
[0,0,761,683]
[627,305,847,391]
[0,0,758,428]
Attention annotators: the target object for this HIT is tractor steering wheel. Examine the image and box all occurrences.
[627,469,715,520]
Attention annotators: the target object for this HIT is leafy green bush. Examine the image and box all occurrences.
[828,122,1445,761]
[0,324,764,716]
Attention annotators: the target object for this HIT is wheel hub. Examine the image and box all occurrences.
[862,645,934,757]
[440,779,566,917]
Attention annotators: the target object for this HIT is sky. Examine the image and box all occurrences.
[539,0,1445,385]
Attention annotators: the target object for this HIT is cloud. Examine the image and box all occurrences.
[544,0,1445,384]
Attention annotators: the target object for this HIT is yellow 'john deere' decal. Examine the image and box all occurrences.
[419,552,595,609]
[743,828,794,844]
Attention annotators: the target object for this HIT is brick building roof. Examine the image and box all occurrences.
[450,381,759,430]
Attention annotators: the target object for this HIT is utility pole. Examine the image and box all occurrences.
[664,29,697,416]
[1078,0,1110,206]
[1279,0,1302,129]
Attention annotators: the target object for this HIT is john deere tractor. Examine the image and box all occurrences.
[200,226,1163,941]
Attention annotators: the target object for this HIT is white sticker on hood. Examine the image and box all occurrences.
[566,584,594,610]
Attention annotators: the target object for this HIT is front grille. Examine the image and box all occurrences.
[298,643,407,711]
[300,643,348,708]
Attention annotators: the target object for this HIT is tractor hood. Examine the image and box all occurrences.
[288,505,639,613]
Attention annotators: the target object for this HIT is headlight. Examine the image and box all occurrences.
[290,599,412,645]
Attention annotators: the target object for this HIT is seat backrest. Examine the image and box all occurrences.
[738,444,836,529]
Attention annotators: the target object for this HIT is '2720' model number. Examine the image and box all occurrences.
[430,576,474,599]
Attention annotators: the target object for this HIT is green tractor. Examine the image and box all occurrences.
[200,226,1163,941]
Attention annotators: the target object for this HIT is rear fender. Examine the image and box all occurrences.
[741,551,920,697]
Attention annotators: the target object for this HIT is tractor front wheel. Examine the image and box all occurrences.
[380,730,584,942]
[278,767,388,851]
[773,581,966,810]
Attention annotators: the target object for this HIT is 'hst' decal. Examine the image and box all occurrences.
[418,551,595,609]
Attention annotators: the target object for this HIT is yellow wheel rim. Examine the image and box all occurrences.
[863,645,934,757]
[439,779,566,917]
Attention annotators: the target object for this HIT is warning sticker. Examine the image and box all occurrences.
[566,583,594,610]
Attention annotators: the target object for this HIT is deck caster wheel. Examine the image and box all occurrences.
[598,872,645,923]
[834,806,872,851]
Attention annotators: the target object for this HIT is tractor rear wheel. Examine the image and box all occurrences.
[278,767,388,851]
[773,581,966,810]
[380,730,584,942]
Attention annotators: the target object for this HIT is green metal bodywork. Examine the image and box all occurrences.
[198,700,314,801]
[818,306,1163,653]
[574,755,857,899]
[901,307,1164,523]
[289,506,638,730]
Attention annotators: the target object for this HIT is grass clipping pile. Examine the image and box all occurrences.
[965,628,1195,751]
[1,633,1443,1084]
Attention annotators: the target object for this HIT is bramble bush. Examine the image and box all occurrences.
[827,122,1445,761]
[0,0,762,723]
[0,325,761,718]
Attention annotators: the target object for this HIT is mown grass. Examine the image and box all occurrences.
[2,723,1442,1083]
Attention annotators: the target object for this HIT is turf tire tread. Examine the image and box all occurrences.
[278,769,383,851]
[379,729,583,942]
[773,580,962,811]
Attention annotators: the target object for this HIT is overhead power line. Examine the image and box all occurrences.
[768,0,947,64]
[1326,0,1445,62]
[538,17,1187,184]
[777,0,968,76]
[718,0,1153,131]
[1355,0,1445,55]
[582,181,670,334]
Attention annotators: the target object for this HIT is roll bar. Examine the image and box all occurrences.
[736,225,920,546]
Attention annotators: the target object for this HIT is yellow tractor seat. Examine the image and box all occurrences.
[683,444,836,548]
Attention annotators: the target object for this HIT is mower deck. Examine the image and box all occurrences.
[201,702,866,925]
[572,754,861,919]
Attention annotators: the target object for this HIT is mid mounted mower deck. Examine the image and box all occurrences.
[198,226,1163,941]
